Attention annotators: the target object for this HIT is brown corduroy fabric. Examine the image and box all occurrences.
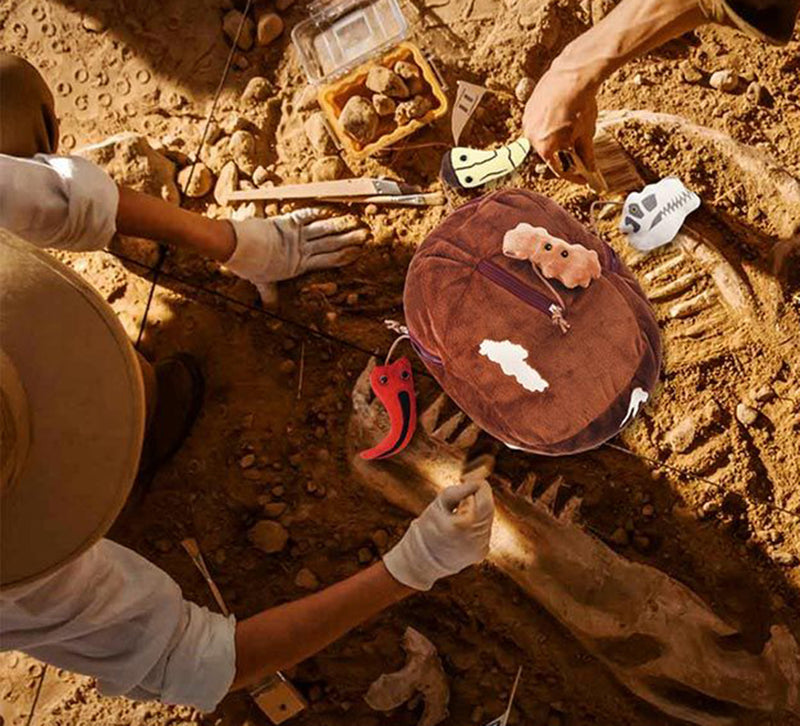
[404,189,662,456]
[0,52,58,157]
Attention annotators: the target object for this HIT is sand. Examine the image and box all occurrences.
[1,0,798,725]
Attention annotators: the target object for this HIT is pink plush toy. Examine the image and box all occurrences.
[502,223,601,289]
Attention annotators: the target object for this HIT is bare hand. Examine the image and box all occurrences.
[522,65,599,184]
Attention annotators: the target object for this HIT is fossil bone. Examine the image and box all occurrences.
[365,626,449,726]
[349,361,800,726]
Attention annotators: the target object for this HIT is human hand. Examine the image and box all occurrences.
[225,209,368,304]
[383,480,494,591]
[522,64,599,185]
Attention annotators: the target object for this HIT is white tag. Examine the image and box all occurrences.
[620,177,700,251]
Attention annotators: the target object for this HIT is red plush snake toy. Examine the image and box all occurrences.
[359,345,418,460]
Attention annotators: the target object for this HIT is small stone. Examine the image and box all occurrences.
[230,129,258,176]
[610,527,629,546]
[233,53,250,71]
[240,453,256,468]
[642,504,655,517]
[346,292,359,305]
[735,402,758,426]
[339,96,379,145]
[295,567,320,590]
[311,156,345,182]
[295,85,319,111]
[263,501,288,518]
[304,112,336,155]
[214,160,239,205]
[534,162,550,176]
[395,95,432,125]
[752,385,774,403]
[357,547,372,564]
[515,76,536,103]
[700,501,719,518]
[372,94,396,117]
[242,76,272,104]
[679,60,703,84]
[249,520,289,553]
[745,81,767,106]
[279,359,297,374]
[222,113,253,134]
[632,73,647,86]
[665,416,697,453]
[257,13,284,46]
[223,10,255,51]
[371,529,389,548]
[178,162,214,198]
[82,14,106,32]
[272,485,285,497]
[306,282,338,295]
[393,60,420,80]
[154,538,172,553]
[709,69,738,92]
[366,67,409,98]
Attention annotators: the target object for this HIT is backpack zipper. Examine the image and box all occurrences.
[477,259,571,334]
[409,334,444,366]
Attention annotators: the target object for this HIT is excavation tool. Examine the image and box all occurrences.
[227,178,444,206]
[181,538,307,724]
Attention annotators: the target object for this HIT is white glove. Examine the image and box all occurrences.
[383,481,495,591]
[225,209,368,303]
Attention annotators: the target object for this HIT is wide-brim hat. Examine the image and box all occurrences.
[0,233,145,589]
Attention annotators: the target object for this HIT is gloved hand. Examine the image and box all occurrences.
[383,480,494,591]
[225,209,368,304]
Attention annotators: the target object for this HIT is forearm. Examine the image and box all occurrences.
[553,0,707,91]
[116,186,236,262]
[231,562,413,691]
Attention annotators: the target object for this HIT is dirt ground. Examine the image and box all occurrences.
[1,0,799,725]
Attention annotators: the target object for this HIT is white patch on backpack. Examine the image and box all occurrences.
[620,387,649,428]
[478,340,549,393]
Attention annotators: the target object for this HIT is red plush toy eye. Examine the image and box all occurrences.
[379,375,388,385]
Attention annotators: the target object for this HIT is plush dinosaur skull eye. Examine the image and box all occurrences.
[628,203,643,218]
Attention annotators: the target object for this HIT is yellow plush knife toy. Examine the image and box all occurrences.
[440,137,531,191]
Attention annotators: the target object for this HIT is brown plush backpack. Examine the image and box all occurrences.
[403,189,662,455]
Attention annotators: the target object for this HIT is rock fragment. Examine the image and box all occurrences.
[709,69,738,92]
[214,160,239,205]
[735,402,759,426]
[311,156,345,181]
[178,162,214,198]
[339,96,379,145]
[242,76,272,104]
[366,67,409,98]
[223,10,255,51]
[257,13,284,46]
[679,61,703,84]
[395,95,432,125]
[745,81,767,105]
[394,61,420,80]
[295,567,320,590]
[304,111,336,155]
[373,94,396,117]
[249,520,289,553]
[515,76,535,103]
[230,129,258,175]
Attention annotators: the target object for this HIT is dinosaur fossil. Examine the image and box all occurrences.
[348,362,800,726]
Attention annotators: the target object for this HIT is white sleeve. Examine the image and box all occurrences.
[0,153,119,252]
[0,539,236,713]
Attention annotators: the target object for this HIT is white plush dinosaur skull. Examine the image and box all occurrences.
[620,177,700,252]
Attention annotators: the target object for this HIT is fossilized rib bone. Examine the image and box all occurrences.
[365,626,449,726]
[349,360,800,726]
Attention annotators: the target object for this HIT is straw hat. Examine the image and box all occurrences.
[0,233,145,589]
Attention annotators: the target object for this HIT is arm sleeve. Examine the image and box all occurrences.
[0,153,119,251]
[698,0,800,44]
[0,539,236,713]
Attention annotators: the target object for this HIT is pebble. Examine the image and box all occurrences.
[679,60,703,84]
[745,81,767,106]
[214,160,239,205]
[242,76,272,104]
[82,14,106,32]
[365,66,409,98]
[700,501,719,518]
[240,453,256,468]
[311,156,346,182]
[263,501,288,518]
[304,111,336,155]
[774,553,798,567]
[249,520,289,553]
[272,485,285,497]
[372,93,396,117]
[394,60,420,80]
[257,13,284,46]
[339,96,379,145]
[233,53,250,71]
[665,416,697,453]
[306,282,338,295]
[223,10,255,51]
[752,384,774,403]
[735,402,759,426]
[178,163,214,198]
[371,529,389,548]
[514,76,535,103]
[346,292,359,305]
[357,547,373,564]
[610,527,629,546]
[230,129,258,176]
[253,165,270,186]
[395,95,432,125]
[295,567,320,590]
[280,359,297,374]
[709,69,738,92]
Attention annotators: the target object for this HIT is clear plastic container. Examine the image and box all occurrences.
[292,0,448,158]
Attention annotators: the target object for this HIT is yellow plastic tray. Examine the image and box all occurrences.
[318,41,449,159]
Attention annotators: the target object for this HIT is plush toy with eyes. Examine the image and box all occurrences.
[619,177,700,252]
[503,223,602,289]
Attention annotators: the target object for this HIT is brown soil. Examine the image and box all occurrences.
[1,1,799,725]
